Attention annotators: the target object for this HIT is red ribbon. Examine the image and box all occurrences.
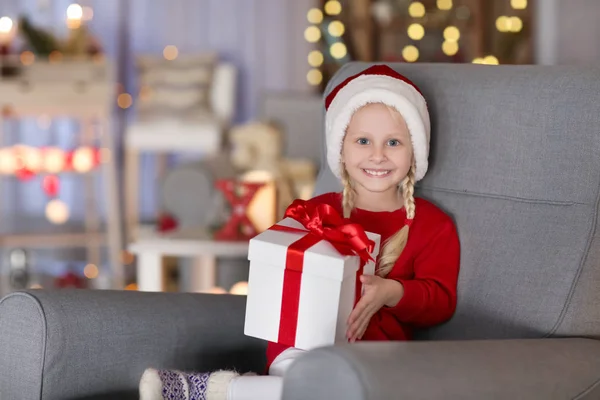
[269,199,375,346]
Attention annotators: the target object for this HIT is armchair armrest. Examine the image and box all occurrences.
[0,290,265,400]
[283,338,600,400]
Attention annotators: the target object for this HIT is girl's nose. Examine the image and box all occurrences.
[369,145,387,163]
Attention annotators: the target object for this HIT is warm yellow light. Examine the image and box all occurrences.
[121,251,135,265]
[117,93,133,109]
[511,0,527,9]
[43,147,66,174]
[0,148,16,174]
[308,50,324,67]
[22,146,43,172]
[443,26,460,41]
[20,51,35,65]
[307,8,323,24]
[402,45,419,62]
[243,170,277,232]
[46,199,69,225]
[72,146,95,173]
[307,69,323,86]
[84,263,99,279]
[205,286,227,294]
[408,2,426,18]
[304,26,321,43]
[67,4,83,19]
[124,283,138,291]
[407,23,425,40]
[0,16,13,34]
[437,0,453,10]
[330,42,347,59]
[442,40,459,56]
[483,55,499,65]
[163,45,178,60]
[510,16,523,32]
[230,281,249,295]
[324,0,342,15]
[328,21,345,37]
[472,57,484,64]
[49,51,63,64]
[496,16,509,32]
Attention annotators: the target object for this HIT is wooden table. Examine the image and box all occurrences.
[128,227,249,292]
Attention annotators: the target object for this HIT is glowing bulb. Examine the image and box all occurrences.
[72,146,95,173]
[307,8,323,24]
[43,147,66,174]
[230,281,248,295]
[308,50,324,67]
[472,57,484,64]
[66,4,83,20]
[496,16,509,32]
[20,51,35,65]
[304,26,321,43]
[46,199,69,225]
[205,287,227,294]
[442,40,459,56]
[307,69,323,86]
[0,148,16,174]
[324,0,342,15]
[328,21,345,37]
[443,26,460,41]
[483,55,499,65]
[84,264,99,279]
[117,93,133,109]
[408,2,426,18]
[510,16,523,32]
[163,45,178,60]
[437,0,453,10]
[0,16,13,34]
[511,0,527,9]
[407,23,425,40]
[330,42,347,59]
[402,45,419,62]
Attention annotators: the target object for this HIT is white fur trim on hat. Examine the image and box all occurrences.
[325,73,430,181]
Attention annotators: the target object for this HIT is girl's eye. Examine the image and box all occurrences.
[356,138,369,145]
[387,139,401,147]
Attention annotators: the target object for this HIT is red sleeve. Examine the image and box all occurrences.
[386,220,460,327]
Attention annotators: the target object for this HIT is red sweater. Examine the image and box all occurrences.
[265,192,461,369]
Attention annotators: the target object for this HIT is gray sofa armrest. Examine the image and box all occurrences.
[0,289,265,400]
[283,338,600,400]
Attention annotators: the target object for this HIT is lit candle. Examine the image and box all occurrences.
[66,4,83,29]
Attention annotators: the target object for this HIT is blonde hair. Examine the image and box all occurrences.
[340,103,416,277]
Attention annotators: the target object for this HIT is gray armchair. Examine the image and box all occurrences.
[1,62,599,400]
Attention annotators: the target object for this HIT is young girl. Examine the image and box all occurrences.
[139,65,460,400]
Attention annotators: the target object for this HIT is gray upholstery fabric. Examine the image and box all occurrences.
[0,290,265,400]
[315,62,600,341]
[283,338,600,400]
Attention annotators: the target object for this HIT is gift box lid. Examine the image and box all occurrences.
[248,217,381,281]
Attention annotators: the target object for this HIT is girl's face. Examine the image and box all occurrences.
[342,103,413,197]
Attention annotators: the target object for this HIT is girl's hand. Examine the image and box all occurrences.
[346,275,404,342]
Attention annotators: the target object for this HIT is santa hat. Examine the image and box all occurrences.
[324,65,431,182]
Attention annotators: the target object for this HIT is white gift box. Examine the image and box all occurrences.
[244,217,381,351]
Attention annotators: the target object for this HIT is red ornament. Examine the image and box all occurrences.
[157,212,178,233]
[42,175,60,197]
[214,179,264,241]
[55,271,86,289]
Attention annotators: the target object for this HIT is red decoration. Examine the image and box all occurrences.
[55,271,86,289]
[42,175,60,197]
[214,179,265,241]
[269,200,375,345]
[157,212,178,233]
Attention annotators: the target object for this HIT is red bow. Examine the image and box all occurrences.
[270,199,375,266]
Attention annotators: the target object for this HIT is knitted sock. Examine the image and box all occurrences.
[139,368,240,400]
